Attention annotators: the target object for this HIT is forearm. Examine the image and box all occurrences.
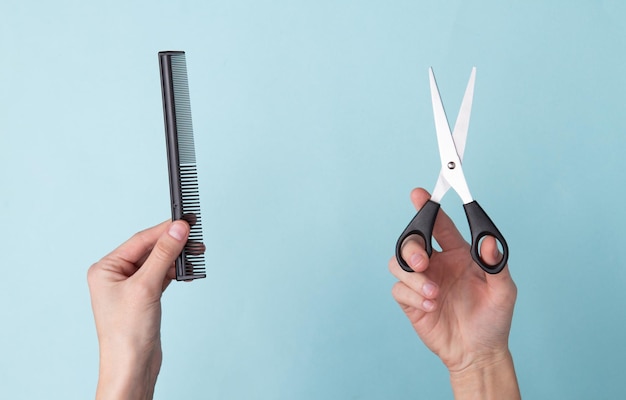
[449,351,520,400]
[96,341,161,400]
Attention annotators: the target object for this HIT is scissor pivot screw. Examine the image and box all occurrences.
[447,162,456,169]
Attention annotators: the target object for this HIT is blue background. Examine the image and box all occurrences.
[1,0,625,398]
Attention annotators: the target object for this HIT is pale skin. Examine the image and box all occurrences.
[389,188,520,399]
[88,220,195,400]
[88,190,519,399]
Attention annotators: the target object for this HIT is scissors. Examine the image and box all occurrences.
[395,67,509,274]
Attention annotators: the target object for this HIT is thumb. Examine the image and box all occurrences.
[135,220,189,289]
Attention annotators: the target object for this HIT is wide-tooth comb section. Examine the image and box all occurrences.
[159,51,206,281]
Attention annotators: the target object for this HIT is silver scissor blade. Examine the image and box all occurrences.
[451,67,476,162]
[430,170,451,204]
[429,68,458,166]
[429,67,474,204]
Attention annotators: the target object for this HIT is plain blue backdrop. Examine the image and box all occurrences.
[1,0,625,399]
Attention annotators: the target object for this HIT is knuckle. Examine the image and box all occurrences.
[388,256,398,272]
[391,281,404,299]
[86,260,108,290]
[131,229,153,250]
[86,263,98,284]
[151,238,178,264]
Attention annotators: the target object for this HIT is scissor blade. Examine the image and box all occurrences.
[430,171,450,203]
[451,67,476,162]
[429,68,474,204]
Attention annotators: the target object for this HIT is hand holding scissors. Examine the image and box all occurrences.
[396,68,509,274]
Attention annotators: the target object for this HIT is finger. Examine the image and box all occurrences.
[398,234,429,273]
[185,241,206,255]
[392,281,437,313]
[182,213,198,226]
[112,220,171,265]
[479,236,514,284]
[134,220,190,290]
[479,235,503,266]
[389,256,439,299]
[410,188,466,251]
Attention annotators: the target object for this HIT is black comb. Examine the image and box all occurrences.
[158,51,206,281]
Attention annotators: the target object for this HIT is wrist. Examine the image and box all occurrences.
[96,339,162,400]
[449,350,520,400]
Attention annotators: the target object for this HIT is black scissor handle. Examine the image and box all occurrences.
[395,200,440,272]
[463,201,509,274]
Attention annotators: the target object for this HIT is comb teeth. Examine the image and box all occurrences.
[170,55,196,165]
[159,51,206,281]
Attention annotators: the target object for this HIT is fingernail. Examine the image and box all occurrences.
[410,253,423,269]
[493,246,500,259]
[168,222,187,241]
[423,282,437,297]
[423,299,435,311]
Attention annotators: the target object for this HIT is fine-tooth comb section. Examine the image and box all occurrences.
[159,51,206,281]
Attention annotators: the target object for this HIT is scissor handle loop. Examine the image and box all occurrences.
[395,200,440,272]
[463,201,509,274]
